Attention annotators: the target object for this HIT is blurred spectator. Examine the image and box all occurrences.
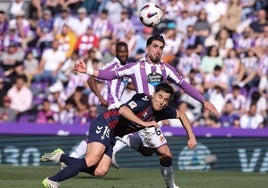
[59,98,75,124]
[0,10,9,50]
[92,9,113,52]
[224,85,247,116]
[5,61,25,84]
[36,99,58,123]
[256,48,268,95]
[182,25,203,54]
[204,65,228,113]
[29,0,44,22]
[241,0,256,21]
[47,81,65,112]
[187,0,205,17]
[240,102,264,129]
[0,42,24,72]
[9,10,34,49]
[35,9,54,51]
[162,22,182,64]
[2,25,22,50]
[176,45,201,76]
[74,25,99,57]
[101,40,116,64]
[234,26,255,57]
[7,0,29,19]
[236,48,259,90]
[34,40,66,84]
[88,104,98,120]
[200,45,223,75]
[104,0,123,24]
[220,0,242,33]
[0,78,8,106]
[204,0,227,34]
[254,24,268,51]
[112,8,134,41]
[163,0,183,22]
[55,24,77,58]
[0,95,17,122]
[165,101,196,127]
[194,9,211,44]
[222,49,243,89]
[219,101,240,128]
[245,90,267,118]
[23,50,39,85]
[53,6,76,35]
[69,86,89,125]
[7,74,33,114]
[176,10,197,36]
[45,0,62,17]
[58,50,79,83]
[121,29,138,58]
[72,7,92,37]
[215,28,234,58]
[62,0,83,13]
[249,9,267,35]
[131,26,153,57]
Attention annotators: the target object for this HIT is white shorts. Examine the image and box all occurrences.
[138,127,167,148]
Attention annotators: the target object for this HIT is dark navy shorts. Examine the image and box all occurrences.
[87,115,115,158]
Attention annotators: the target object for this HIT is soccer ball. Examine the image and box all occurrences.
[139,3,163,27]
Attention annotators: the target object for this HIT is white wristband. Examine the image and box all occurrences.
[86,66,93,75]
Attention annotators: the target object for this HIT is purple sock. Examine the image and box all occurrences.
[49,158,87,182]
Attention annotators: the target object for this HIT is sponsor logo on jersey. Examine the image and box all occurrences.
[128,101,137,109]
[147,72,163,86]
[96,126,103,134]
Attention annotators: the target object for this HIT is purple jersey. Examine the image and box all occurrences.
[97,57,205,102]
[102,93,176,137]
[101,57,129,108]
[115,57,184,95]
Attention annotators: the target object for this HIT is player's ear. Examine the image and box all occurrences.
[145,46,149,54]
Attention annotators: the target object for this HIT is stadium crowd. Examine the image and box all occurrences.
[0,0,267,128]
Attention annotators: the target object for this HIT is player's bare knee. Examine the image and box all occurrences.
[94,166,109,177]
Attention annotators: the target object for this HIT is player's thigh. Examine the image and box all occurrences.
[93,154,112,177]
[85,142,106,167]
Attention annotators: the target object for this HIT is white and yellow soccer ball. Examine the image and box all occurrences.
[139,3,163,27]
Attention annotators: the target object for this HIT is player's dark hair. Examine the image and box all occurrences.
[116,41,128,49]
[155,83,174,99]
[146,35,165,47]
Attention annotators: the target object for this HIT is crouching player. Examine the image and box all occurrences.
[41,83,197,188]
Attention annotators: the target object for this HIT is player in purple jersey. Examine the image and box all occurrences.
[41,83,197,188]
[74,34,219,188]
[69,41,131,158]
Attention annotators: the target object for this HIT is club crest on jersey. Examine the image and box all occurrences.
[128,101,137,109]
[147,72,163,86]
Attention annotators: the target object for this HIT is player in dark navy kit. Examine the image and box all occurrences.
[41,83,197,188]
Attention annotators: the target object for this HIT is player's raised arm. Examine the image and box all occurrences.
[178,79,219,117]
[176,109,197,149]
[73,60,118,80]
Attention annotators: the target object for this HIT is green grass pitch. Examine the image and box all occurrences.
[0,165,267,188]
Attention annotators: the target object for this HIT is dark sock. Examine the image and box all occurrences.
[60,154,80,165]
[49,158,87,182]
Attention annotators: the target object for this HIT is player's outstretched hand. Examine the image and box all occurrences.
[187,136,197,149]
[74,60,87,73]
[203,101,220,117]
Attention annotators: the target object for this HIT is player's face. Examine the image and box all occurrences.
[116,46,128,65]
[152,90,171,111]
[146,40,164,63]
